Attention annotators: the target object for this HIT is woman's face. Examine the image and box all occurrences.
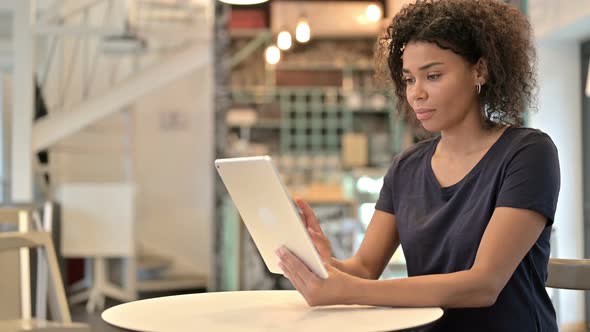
[402,41,482,132]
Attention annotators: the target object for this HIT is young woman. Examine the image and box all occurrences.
[275,0,560,331]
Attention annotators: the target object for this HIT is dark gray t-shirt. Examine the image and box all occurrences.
[375,126,560,332]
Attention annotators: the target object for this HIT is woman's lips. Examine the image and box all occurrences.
[415,109,435,120]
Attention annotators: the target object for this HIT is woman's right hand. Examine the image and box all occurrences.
[294,198,332,263]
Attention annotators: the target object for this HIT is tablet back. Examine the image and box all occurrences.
[215,156,328,279]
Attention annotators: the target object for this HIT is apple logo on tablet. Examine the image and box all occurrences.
[258,207,277,226]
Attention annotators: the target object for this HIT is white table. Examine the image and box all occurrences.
[102,290,443,332]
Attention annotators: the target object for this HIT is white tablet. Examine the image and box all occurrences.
[215,156,329,279]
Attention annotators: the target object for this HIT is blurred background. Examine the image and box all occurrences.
[0,0,588,331]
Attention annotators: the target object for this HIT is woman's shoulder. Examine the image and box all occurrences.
[505,126,557,151]
[492,126,559,172]
[508,126,551,138]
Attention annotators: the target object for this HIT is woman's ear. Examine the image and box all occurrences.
[473,58,489,85]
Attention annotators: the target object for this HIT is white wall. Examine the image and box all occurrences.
[529,0,590,40]
[133,66,213,276]
[34,1,214,278]
[530,40,585,328]
[528,0,590,329]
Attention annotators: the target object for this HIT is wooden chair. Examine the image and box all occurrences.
[0,205,89,331]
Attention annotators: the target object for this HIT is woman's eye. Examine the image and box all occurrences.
[403,77,415,84]
[427,74,442,80]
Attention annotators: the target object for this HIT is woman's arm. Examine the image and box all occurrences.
[332,210,400,279]
[349,207,547,308]
[278,206,548,308]
[296,196,399,280]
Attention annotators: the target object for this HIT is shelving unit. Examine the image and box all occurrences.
[228,86,406,161]
[223,57,413,288]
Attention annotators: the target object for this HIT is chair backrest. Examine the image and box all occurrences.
[0,231,72,323]
[0,203,89,331]
[546,258,590,290]
[0,205,33,320]
[0,246,20,319]
[0,203,60,321]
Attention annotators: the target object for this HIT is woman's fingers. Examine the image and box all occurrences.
[281,271,315,307]
[295,198,322,233]
[295,198,310,228]
[310,228,327,245]
[310,228,324,239]
[310,229,327,247]
[279,259,307,291]
[307,226,331,261]
[278,250,309,299]
[279,261,312,303]
[283,247,319,284]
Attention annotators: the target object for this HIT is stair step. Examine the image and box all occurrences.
[137,274,208,292]
[137,253,173,272]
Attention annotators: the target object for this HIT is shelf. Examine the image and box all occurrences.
[276,63,374,71]
[351,167,389,178]
[350,109,391,114]
[229,28,270,39]
[228,86,407,156]
[289,183,354,206]
[227,119,281,129]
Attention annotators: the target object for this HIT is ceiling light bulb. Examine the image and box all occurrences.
[277,30,292,50]
[265,45,281,65]
[366,4,382,22]
[295,19,311,43]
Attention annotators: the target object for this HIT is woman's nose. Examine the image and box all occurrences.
[408,80,427,102]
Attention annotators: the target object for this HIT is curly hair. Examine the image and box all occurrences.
[376,0,537,131]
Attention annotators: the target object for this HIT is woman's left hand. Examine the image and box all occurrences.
[275,246,359,307]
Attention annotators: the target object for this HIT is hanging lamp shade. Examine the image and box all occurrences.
[218,0,269,5]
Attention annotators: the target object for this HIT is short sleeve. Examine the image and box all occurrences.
[495,133,560,225]
[375,158,398,215]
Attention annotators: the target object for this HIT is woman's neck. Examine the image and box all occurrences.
[437,116,505,158]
